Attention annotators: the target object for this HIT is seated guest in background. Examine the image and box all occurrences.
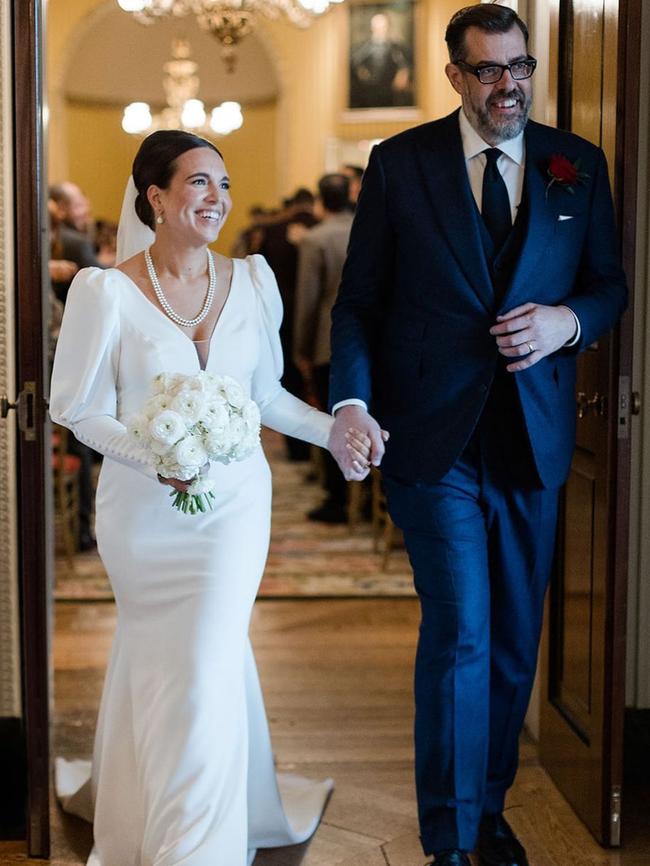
[48,187,99,550]
[94,219,118,268]
[294,174,354,522]
[49,182,102,303]
[48,203,77,359]
[341,164,364,210]
[259,188,319,460]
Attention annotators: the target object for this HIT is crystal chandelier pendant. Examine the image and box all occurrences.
[117,0,345,71]
[121,39,244,137]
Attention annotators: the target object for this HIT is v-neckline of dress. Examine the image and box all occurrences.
[112,258,237,370]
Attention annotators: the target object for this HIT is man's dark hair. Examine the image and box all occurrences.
[132,130,222,230]
[48,183,70,205]
[292,187,315,208]
[445,4,529,64]
[318,174,350,213]
[343,164,364,181]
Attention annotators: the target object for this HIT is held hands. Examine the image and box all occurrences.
[490,303,577,372]
[329,405,390,481]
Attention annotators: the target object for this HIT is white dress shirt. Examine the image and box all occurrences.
[458,107,525,223]
[333,111,580,415]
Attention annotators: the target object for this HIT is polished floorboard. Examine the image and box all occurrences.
[2,597,649,865]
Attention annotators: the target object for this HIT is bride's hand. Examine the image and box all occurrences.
[158,462,210,493]
[344,427,374,473]
[157,475,191,493]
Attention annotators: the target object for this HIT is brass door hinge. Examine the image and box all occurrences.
[610,785,622,846]
[0,381,37,440]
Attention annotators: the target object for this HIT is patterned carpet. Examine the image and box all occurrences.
[54,431,415,601]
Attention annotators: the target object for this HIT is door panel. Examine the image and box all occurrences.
[571,1,603,145]
[539,0,639,846]
[12,0,51,856]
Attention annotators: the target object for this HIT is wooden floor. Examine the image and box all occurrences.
[2,598,649,865]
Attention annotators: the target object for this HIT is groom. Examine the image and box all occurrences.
[329,5,627,866]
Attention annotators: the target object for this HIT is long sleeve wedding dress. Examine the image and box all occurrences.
[50,254,333,866]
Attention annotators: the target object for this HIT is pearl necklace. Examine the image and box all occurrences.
[145,247,216,328]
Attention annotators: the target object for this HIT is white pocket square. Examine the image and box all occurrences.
[558,214,574,221]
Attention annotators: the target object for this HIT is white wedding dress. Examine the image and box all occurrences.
[50,254,334,866]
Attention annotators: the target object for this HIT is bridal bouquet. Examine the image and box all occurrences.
[127,371,261,514]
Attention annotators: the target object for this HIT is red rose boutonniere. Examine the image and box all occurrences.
[546,154,589,198]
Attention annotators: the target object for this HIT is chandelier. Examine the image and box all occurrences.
[117,0,343,71]
[122,39,244,136]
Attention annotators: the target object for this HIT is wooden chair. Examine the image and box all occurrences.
[52,424,81,573]
[347,480,364,533]
[371,468,397,571]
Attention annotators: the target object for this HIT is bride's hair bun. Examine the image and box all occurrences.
[132,130,223,230]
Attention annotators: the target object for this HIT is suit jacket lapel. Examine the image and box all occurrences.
[499,121,559,311]
[415,111,494,312]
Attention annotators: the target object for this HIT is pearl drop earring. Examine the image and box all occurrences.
[156,213,165,225]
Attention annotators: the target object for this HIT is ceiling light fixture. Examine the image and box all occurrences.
[117,0,344,73]
[121,39,244,136]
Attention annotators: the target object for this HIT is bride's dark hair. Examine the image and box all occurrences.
[132,130,223,230]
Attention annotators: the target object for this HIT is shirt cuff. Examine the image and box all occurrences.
[331,398,368,416]
[562,306,581,347]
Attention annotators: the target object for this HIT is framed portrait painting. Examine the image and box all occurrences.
[346,0,417,116]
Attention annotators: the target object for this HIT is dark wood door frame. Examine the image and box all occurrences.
[12,0,50,857]
[545,0,641,845]
[606,0,642,843]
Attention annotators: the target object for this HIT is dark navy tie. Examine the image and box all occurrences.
[481,148,512,252]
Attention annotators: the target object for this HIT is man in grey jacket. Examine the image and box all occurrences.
[294,173,354,522]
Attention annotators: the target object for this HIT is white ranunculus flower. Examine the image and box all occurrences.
[126,413,150,444]
[223,379,246,409]
[203,430,229,458]
[174,435,208,469]
[149,410,186,445]
[200,372,219,389]
[145,393,173,418]
[150,438,173,457]
[228,416,246,445]
[171,390,207,425]
[187,476,216,496]
[152,372,185,395]
[242,401,261,429]
[159,453,197,481]
[201,400,230,429]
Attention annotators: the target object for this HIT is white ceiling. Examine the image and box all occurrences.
[63,5,280,106]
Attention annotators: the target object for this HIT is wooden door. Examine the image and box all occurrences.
[12,0,52,856]
[538,0,640,846]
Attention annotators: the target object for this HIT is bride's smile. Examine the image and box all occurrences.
[152,147,232,245]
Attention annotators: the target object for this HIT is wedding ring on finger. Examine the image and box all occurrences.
[526,341,535,353]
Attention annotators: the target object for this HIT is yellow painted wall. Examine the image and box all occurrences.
[47,0,462,243]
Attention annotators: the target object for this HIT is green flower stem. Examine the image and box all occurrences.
[168,489,216,515]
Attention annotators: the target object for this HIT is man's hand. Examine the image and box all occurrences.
[490,303,577,372]
[328,405,389,481]
[49,259,78,283]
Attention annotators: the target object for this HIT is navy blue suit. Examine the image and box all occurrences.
[330,110,626,853]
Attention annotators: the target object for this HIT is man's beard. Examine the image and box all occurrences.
[471,86,531,142]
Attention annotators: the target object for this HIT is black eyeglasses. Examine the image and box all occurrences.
[455,56,537,85]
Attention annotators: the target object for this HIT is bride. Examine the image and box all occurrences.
[50,130,372,866]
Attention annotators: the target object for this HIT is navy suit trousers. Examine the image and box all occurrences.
[383,410,559,854]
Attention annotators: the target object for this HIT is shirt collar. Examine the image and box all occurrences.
[458,107,525,166]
